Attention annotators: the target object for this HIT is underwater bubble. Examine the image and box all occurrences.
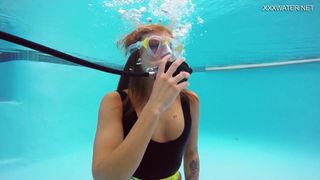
[118,9,126,14]
[102,0,203,48]
[139,7,147,13]
[197,16,204,24]
[173,23,192,39]
[103,2,114,8]
[146,17,153,22]
[103,0,144,7]
[119,8,144,26]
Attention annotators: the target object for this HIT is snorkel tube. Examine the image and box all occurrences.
[0,31,192,79]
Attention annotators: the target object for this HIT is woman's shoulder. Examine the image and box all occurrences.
[182,90,199,127]
[100,90,123,109]
[182,89,199,104]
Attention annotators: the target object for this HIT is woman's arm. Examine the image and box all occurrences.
[183,93,200,180]
[92,92,161,180]
[184,153,200,180]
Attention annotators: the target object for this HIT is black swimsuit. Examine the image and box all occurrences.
[117,90,192,179]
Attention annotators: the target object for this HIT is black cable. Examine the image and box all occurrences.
[0,30,149,77]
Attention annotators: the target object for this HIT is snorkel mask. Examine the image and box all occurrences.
[126,35,183,60]
[126,35,191,79]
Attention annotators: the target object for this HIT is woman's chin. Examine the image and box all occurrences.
[147,58,162,66]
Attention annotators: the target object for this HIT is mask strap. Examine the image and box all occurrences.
[135,58,142,66]
[126,41,142,57]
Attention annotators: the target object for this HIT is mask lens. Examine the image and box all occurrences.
[171,40,183,57]
[145,37,183,58]
[148,39,160,54]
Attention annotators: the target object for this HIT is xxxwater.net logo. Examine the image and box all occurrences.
[262,4,314,12]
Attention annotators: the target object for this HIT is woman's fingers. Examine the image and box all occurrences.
[148,56,190,113]
[172,71,190,84]
[165,58,185,77]
[156,54,171,77]
[176,81,189,91]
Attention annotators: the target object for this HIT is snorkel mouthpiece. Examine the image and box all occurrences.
[164,59,193,84]
[146,55,193,83]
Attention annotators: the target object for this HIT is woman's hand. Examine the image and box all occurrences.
[147,55,190,114]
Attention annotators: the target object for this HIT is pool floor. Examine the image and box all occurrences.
[1,134,319,180]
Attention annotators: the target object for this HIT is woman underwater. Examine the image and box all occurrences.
[92,24,200,180]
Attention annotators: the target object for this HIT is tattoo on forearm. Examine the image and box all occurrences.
[188,159,199,179]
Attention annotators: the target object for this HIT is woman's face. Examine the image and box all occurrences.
[139,32,173,70]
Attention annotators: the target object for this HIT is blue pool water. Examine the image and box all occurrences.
[1,0,320,179]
